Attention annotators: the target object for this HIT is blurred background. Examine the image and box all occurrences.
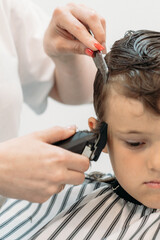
[20,0,160,174]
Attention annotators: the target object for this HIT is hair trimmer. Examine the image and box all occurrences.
[53,122,107,161]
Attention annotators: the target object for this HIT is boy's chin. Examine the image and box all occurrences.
[136,194,160,209]
[141,200,160,209]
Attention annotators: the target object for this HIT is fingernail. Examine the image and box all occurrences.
[94,43,105,51]
[66,125,77,130]
[85,48,94,57]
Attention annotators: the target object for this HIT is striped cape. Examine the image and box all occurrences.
[0,177,160,240]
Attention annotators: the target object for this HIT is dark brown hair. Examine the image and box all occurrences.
[94,30,160,125]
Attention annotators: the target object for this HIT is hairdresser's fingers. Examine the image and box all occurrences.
[57,184,65,193]
[52,37,88,55]
[44,152,89,186]
[54,11,97,51]
[44,145,90,174]
[65,153,90,172]
[61,170,86,185]
[48,169,85,186]
[70,5,106,47]
[48,170,86,186]
[54,4,105,51]
[43,145,90,176]
[34,125,76,144]
[100,16,107,54]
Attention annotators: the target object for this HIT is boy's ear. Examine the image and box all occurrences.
[88,117,97,131]
[88,117,108,153]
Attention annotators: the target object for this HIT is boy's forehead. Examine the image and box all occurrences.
[106,87,144,118]
[104,87,160,132]
[105,88,160,136]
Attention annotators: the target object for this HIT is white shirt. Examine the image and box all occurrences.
[0,0,54,208]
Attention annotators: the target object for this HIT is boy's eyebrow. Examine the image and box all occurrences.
[117,130,146,135]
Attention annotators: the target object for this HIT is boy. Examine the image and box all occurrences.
[0,30,160,239]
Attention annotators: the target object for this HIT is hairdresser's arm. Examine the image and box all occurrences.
[43,3,106,104]
[0,126,89,203]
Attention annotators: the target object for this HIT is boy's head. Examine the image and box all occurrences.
[89,30,160,208]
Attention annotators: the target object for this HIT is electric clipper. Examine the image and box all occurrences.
[54,122,107,161]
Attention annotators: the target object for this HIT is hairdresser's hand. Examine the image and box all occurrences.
[0,126,89,203]
[44,3,106,59]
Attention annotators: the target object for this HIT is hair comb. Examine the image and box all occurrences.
[93,50,108,83]
[89,30,108,83]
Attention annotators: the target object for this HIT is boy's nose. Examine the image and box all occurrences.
[147,145,160,172]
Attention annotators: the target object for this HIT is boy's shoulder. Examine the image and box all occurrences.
[84,172,115,186]
[62,172,114,207]
[71,172,115,201]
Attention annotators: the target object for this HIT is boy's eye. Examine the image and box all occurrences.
[126,141,145,148]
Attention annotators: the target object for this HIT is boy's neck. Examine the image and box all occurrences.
[111,179,142,206]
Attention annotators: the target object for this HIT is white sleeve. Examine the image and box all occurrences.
[6,0,54,113]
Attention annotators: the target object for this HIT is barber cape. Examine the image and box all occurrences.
[0,177,160,240]
[0,0,54,208]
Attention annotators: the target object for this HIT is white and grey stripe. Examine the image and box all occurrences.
[32,184,160,240]
[0,177,160,240]
[0,179,104,240]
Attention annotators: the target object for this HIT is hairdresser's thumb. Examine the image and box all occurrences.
[39,125,76,144]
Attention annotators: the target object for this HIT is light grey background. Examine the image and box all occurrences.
[20,0,160,174]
